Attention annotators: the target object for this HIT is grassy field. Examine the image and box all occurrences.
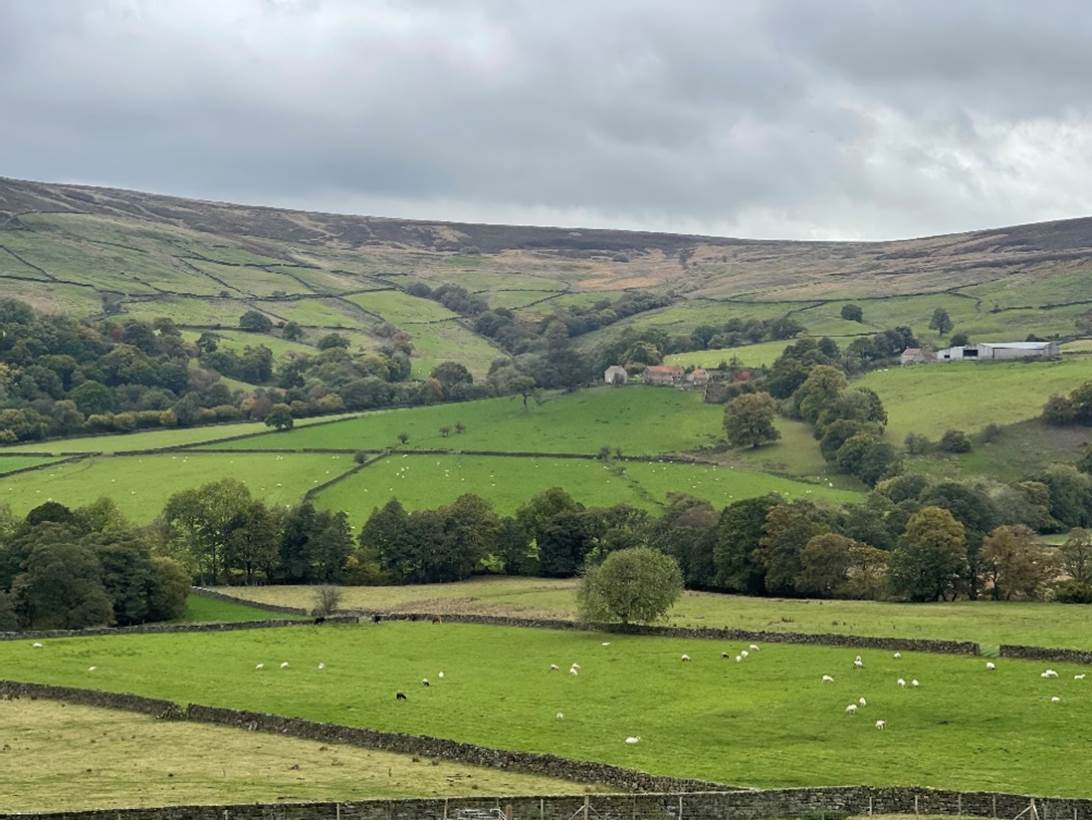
[0,453,352,522]
[663,340,794,369]
[856,358,1092,439]
[0,699,598,811]
[176,594,297,623]
[209,387,724,455]
[0,412,358,455]
[314,454,860,520]
[218,577,1092,652]
[0,455,59,475]
[4,622,1091,795]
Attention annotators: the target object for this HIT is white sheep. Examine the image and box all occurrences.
[32,642,43,649]
[1050,696,1061,703]
[740,650,749,658]
[749,644,760,652]
[845,704,858,714]
[858,697,867,706]
[875,720,886,730]
[601,642,611,647]
[893,651,902,659]
[571,663,582,671]
[1075,674,1087,681]
[280,661,289,670]
[556,712,564,720]
[421,678,430,687]
[821,674,834,683]
[853,656,864,669]
[255,663,265,671]
[624,736,640,744]
[680,654,691,662]
[438,671,445,679]
[317,662,326,670]
[87,666,97,672]
[735,655,742,663]
[569,667,579,676]
[985,662,996,670]
[897,678,907,688]
[911,679,920,687]
[549,664,560,671]
[1041,669,1059,679]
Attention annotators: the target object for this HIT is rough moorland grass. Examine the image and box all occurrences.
[313,454,860,520]
[209,387,724,455]
[856,358,1092,439]
[219,577,1092,652]
[175,593,297,623]
[0,453,352,522]
[0,412,357,455]
[0,699,598,811]
[5,622,1091,795]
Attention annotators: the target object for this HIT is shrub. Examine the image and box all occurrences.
[353,450,369,465]
[312,585,343,617]
[904,432,932,455]
[939,429,972,453]
[1053,579,1092,604]
[981,423,1003,443]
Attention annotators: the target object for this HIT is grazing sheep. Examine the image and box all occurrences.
[681,654,691,662]
[740,650,749,658]
[893,652,902,659]
[31,642,43,649]
[438,671,445,679]
[549,664,560,671]
[255,663,265,671]
[569,667,579,676]
[87,666,97,672]
[1041,669,1059,679]
[858,697,867,706]
[749,644,760,652]
[821,674,834,683]
[571,663,582,671]
[875,720,886,730]
[911,679,920,687]
[897,678,907,688]
[601,642,611,647]
[280,662,290,670]
[395,692,407,701]
[317,662,326,671]
[721,652,730,659]
[421,678,430,687]
[985,662,996,670]
[1075,674,1087,681]
[853,656,864,670]
[845,704,858,714]
[1051,696,1061,703]
[735,655,742,663]
[624,736,640,744]
[556,712,564,720]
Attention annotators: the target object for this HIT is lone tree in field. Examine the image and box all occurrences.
[929,307,953,336]
[724,392,781,448]
[890,506,966,601]
[840,304,864,322]
[264,404,294,432]
[239,310,273,333]
[578,547,683,625]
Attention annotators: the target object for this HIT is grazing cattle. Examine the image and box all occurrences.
[314,616,326,625]
[395,692,407,701]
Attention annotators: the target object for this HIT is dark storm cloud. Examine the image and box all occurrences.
[1,0,1090,239]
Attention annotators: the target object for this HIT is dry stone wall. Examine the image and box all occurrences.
[4,787,1091,820]
[1000,644,1092,665]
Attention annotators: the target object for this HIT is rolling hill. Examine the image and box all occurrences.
[3,175,1092,379]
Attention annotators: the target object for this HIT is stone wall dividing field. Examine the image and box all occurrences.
[0,613,352,641]
[4,787,1092,820]
[1000,644,1092,665]
[190,585,308,615]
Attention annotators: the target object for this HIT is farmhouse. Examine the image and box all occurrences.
[899,347,935,365]
[935,341,1060,362]
[603,365,628,385]
[643,365,684,385]
[687,367,710,386]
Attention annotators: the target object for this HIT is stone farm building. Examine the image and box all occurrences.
[687,367,710,386]
[644,365,684,385]
[899,347,935,365]
[603,365,628,385]
[934,341,1060,362]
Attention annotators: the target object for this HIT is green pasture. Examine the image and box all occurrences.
[5,622,1091,795]
[122,296,273,327]
[176,594,297,623]
[0,455,59,476]
[253,296,363,327]
[0,699,594,811]
[224,577,1092,652]
[0,412,357,455]
[185,259,313,297]
[663,339,793,369]
[855,358,1092,440]
[401,320,502,379]
[180,328,316,360]
[728,418,857,485]
[313,453,858,520]
[209,387,724,455]
[0,452,352,522]
[348,290,459,324]
[0,279,106,316]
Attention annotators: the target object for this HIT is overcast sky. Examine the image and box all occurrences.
[2,0,1092,241]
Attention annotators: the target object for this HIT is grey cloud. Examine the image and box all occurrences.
[0,0,1090,240]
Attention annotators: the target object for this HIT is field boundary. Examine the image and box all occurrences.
[189,586,308,615]
[0,454,87,479]
[1000,644,1092,664]
[0,680,730,794]
[2,784,1090,820]
[0,613,345,641]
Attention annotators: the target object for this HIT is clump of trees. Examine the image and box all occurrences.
[0,499,188,630]
[578,547,683,624]
[1043,380,1092,427]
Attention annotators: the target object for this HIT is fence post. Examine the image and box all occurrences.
[993,796,997,819]
[337,804,341,820]
[584,795,589,820]
[443,799,448,820]
[958,795,962,819]
[915,795,920,817]
[679,796,684,820]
